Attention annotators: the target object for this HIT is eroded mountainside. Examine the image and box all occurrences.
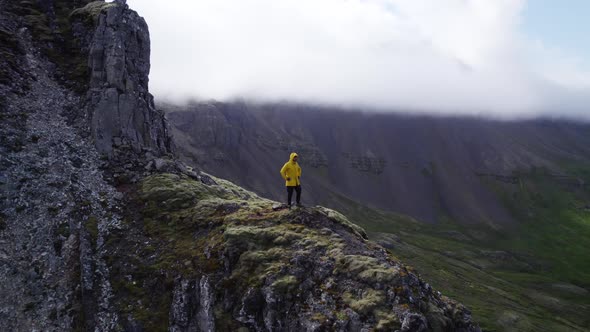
[0,1,480,331]
[165,101,590,226]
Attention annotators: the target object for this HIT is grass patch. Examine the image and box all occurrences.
[70,1,118,24]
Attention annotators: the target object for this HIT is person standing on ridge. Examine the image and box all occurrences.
[280,152,302,208]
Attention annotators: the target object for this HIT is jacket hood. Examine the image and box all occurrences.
[290,152,298,162]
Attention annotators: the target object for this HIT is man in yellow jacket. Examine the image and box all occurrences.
[280,152,302,208]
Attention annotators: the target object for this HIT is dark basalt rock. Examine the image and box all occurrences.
[85,2,172,157]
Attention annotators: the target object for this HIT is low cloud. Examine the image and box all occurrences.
[127,0,590,119]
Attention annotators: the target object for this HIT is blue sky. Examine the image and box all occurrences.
[523,0,590,70]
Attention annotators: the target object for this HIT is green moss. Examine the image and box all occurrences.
[140,173,205,211]
[374,309,401,331]
[316,206,367,239]
[70,1,118,24]
[335,255,400,284]
[120,279,144,297]
[140,173,275,221]
[224,224,303,248]
[241,247,286,265]
[112,277,171,332]
[271,275,298,293]
[310,312,328,323]
[335,311,348,321]
[207,174,268,201]
[5,0,96,92]
[343,289,385,315]
[228,246,289,288]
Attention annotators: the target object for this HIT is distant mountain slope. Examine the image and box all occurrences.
[164,101,590,227]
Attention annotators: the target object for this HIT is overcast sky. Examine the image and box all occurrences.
[124,0,590,119]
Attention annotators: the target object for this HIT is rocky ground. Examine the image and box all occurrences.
[106,173,480,331]
[0,20,120,331]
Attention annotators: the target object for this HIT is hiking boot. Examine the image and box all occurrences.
[296,203,303,208]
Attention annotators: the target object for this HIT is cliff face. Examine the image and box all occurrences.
[0,1,480,331]
[85,2,172,156]
[0,1,173,329]
[0,1,121,329]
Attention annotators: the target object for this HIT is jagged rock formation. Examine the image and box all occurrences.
[0,0,173,329]
[109,173,479,331]
[84,2,172,156]
[0,1,480,331]
[0,1,122,329]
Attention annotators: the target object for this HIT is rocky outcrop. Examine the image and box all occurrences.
[107,173,480,331]
[0,12,120,331]
[1,0,173,159]
[0,1,171,330]
[169,276,215,332]
[84,2,172,157]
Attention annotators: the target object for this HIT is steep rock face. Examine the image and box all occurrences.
[0,1,171,330]
[85,2,172,157]
[0,4,120,330]
[107,173,480,331]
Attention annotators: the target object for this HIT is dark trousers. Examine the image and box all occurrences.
[287,185,301,205]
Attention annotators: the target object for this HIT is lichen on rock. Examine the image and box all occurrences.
[70,1,118,24]
[105,173,481,331]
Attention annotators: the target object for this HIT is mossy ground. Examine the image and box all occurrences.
[337,167,590,332]
[70,1,118,24]
[5,0,113,93]
[107,173,420,330]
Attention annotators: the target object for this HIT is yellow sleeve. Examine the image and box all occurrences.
[280,163,289,180]
[298,164,302,177]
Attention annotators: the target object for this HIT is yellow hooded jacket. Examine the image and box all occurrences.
[280,153,302,187]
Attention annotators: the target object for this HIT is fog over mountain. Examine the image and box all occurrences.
[127,0,590,118]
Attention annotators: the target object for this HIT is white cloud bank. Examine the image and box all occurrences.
[126,0,590,118]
